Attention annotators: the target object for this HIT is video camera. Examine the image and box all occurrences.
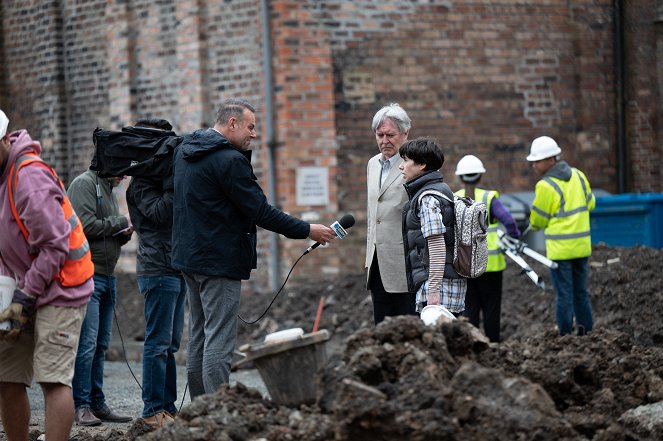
[90,126,182,178]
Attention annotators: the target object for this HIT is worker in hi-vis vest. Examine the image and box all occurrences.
[526,136,595,336]
[455,155,520,342]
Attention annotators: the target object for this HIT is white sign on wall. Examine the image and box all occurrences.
[296,166,329,206]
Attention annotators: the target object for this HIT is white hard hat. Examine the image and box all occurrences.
[526,136,561,162]
[455,154,486,176]
[0,110,8,139]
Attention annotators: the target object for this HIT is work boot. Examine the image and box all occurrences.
[91,404,132,423]
[577,325,586,336]
[74,407,102,426]
[142,411,175,428]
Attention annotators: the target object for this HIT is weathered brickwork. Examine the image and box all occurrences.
[1,1,71,177]
[1,0,660,288]
[624,0,661,192]
[267,0,340,283]
[516,54,562,129]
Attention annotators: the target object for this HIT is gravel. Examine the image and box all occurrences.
[0,360,267,440]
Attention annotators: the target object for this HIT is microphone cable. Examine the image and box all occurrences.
[98,174,147,411]
[238,213,354,325]
[238,250,307,325]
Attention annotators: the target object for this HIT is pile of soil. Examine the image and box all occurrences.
[76,244,663,440]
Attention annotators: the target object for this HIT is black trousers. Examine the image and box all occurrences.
[369,255,416,325]
[463,270,503,342]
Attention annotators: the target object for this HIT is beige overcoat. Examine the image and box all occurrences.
[365,153,409,292]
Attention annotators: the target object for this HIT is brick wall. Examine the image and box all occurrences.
[624,0,662,192]
[1,1,71,177]
[1,0,660,288]
[657,5,663,192]
[268,0,340,285]
[331,0,618,273]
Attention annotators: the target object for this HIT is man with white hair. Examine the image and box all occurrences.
[526,136,595,336]
[0,109,94,441]
[365,103,416,324]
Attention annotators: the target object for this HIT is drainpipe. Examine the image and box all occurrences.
[613,0,627,193]
[55,1,75,184]
[656,5,663,188]
[261,0,279,291]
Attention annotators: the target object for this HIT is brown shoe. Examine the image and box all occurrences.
[75,407,102,426]
[91,404,132,423]
[142,411,175,428]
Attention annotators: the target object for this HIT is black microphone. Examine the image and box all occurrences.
[305,214,356,254]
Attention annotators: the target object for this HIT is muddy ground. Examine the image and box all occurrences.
[30,244,663,440]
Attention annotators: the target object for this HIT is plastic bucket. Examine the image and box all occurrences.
[240,329,330,406]
[420,305,456,326]
[0,275,17,331]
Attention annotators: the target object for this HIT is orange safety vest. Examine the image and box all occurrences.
[8,154,94,287]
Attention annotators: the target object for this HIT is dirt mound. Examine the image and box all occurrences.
[502,244,663,347]
[92,318,663,440]
[70,244,663,440]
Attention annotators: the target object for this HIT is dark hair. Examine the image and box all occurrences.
[135,118,173,131]
[215,99,256,125]
[398,137,444,171]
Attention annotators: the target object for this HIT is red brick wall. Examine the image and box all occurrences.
[1,0,660,286]
[624,0,662,192]
[268,0,340,286]
[332,0,620,273]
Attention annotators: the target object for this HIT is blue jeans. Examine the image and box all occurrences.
[550,257,593,335]
[73,274,115,410]
[183,272,240,399]
[138,275,186,417]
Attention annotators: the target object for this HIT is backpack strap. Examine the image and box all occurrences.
[418,190,451,209]
[7,154,61,241]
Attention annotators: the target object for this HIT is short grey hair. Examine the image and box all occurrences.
[215,99,256,125]
[371,103,411,133]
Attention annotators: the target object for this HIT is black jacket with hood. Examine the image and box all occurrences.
[126,170,179,276]
[171,128,310,279]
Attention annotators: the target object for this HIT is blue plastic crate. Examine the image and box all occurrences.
[590,193,663,249]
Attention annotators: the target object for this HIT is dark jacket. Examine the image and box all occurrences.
[402,170,459,292]
[171,128,310,279]
[126,170,179,276]
[67,169,130,276]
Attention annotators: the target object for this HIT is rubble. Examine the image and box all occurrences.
[47,244,663,440]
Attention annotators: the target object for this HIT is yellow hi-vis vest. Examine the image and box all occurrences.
[455,188,505,272]
[529,168,595,260]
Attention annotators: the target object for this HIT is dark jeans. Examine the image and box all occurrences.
[369,257,416,325]
[550,257,593,335]
[463,271,503,342]
[138,274,187,417]
[73,274,115,410]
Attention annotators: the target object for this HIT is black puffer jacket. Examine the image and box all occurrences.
[402,170,460,293]
[171,128,310,279]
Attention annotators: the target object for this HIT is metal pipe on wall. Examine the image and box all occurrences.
[59,2,75,186]
[655,4,663,188]
[613,0,627,193]
[260,0,279,291]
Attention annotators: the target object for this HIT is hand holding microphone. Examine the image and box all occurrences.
[305,214,356,254]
